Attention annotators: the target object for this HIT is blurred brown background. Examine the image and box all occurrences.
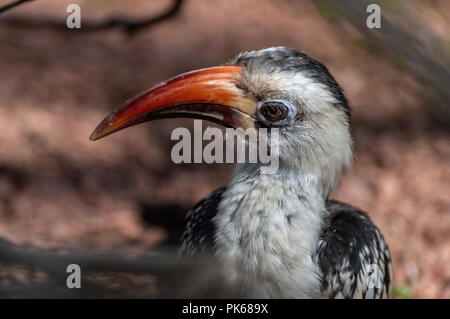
[0,0,449,298]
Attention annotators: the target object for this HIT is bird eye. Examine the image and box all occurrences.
[257,99,297,126]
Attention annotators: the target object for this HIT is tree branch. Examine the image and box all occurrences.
[0,0,35,14]
[0,237,249,298]
[0,0,184,35]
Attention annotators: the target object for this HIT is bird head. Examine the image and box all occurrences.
[90,47,352,197]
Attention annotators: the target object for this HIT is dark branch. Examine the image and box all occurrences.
[0,237,248,298]
[83,0,184,34]
[0,0,184,35]
[0,0,35,14]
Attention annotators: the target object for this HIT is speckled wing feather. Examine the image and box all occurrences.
[317,200,392,299]
[179,187,226,256]
[180,192,391,299]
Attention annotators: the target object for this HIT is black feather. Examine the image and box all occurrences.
[317,200,392,298]
[230,47,351,119]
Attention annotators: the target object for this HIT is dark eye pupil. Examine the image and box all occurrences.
[262,102,286,120]
[257,100,297,126]
[267,106,281,117]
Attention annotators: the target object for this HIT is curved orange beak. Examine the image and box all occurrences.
[89,66,257,141]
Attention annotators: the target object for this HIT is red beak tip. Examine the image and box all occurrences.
[89,132,100,141]
[89,125,107,141]
[89,66,249,141]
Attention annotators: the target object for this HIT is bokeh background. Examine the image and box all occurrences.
[0,0,449,298]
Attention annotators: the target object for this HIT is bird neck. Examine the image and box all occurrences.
[212,165,328,297]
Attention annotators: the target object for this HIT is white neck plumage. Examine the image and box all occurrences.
[212,161,336,298]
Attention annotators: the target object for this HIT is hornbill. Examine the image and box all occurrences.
[90,47,392,298]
